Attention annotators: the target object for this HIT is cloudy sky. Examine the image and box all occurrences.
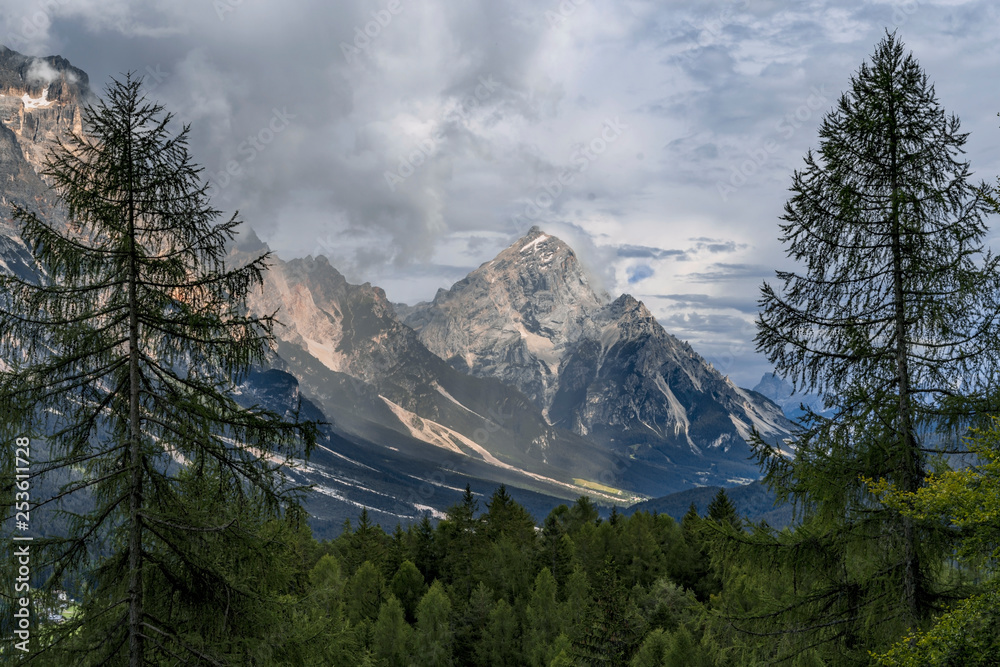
[4,0,999,385]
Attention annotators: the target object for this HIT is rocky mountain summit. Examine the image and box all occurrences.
[403,227,792,488]
[404,227,607,410]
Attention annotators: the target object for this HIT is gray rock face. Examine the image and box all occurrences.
[0,46,94,228]
[404,228,793,480]
[0,46,92,179]
[405,227,607,411]
[231,238,626,500]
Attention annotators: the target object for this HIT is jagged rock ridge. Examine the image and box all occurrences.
[231,232,631,504]
[404,227,793,490]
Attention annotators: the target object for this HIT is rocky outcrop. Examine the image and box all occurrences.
[0,47,94,226]
[230,234,626,501]
[0,47,92,178]
[404,228,793,487]
[405,227,607,410]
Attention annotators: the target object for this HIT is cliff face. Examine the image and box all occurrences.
[230,234,627,503]
[0,47,94,224]
[0,47,92,175]
[404,227,793,487]
[404,227,608,410]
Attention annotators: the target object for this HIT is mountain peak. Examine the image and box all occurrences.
[0,47,91,105]
[499,226,574,266]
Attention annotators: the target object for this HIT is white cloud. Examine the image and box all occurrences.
[26,58,64,84]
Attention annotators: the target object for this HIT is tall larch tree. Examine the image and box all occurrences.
[718,31,1000,663]
[0,74,316,665]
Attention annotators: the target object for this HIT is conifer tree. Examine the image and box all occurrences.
[729,31,1000,661]
[372,595,412,667]
[389,559,426,623]
[571,558,646,664]
[0,75,316,664]
[524,567,562,667]
[413,581,454,666]
[706,488,741,531]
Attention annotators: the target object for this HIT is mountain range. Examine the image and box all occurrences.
[0,47,796,534]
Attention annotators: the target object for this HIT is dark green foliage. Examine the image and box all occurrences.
[538,512,576,587]
[670,505,719,601]
[706,489,741,531]
[732,31,1000,663]
[339,509,388,575]
[269,485,776,666]
[454,581,494,666]
[572,558,647,665]
[0,74,316,664]
[389,559,426,623]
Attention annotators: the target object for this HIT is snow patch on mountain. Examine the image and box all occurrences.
[521,233,549,252]
[21,87,52,109]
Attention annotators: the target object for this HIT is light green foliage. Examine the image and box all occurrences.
[372,595,412,667]
[638,577,700,633]
[561,565,592,641]
[477,597,520,666]
[870,421,1000,665]
[413,581,454,666]
[524,568,562,666]
[310,553,346,613]
[390,559,427,623]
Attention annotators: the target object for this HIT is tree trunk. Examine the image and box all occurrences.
[887,88,922,624]
[126,111,144,667]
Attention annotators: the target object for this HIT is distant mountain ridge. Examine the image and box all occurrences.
[752,372,832,422]
[229,231,632,506]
